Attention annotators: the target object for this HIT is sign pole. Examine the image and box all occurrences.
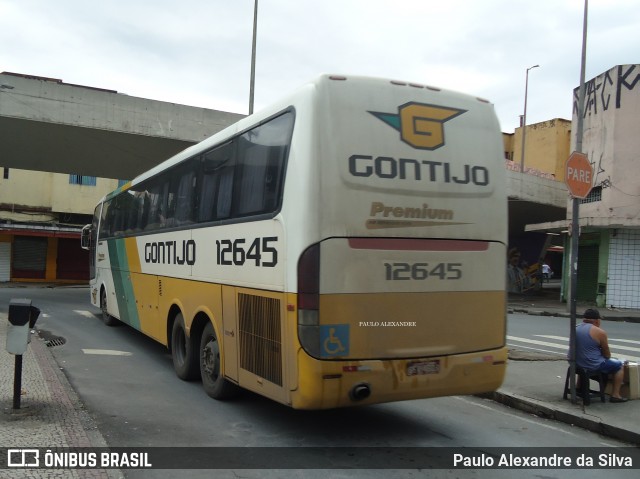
[568,198,580,404]
[13,354,23,409]
[568,0,589,405]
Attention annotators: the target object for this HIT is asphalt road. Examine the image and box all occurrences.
[1,286,637,479]
[507,312,640,361]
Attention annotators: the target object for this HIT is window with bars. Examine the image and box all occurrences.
[69,174,97,186]
[580,185,602,204]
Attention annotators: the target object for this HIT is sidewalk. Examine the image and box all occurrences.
[500,283,640,445]
[508,280,640,323]
[0,314,120,478]
[0,289,638,479]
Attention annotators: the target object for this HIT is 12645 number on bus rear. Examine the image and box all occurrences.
[384,262,462,281]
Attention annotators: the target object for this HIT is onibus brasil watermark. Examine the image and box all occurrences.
[7,449,151,469]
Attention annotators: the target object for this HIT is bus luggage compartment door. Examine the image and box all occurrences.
[316,237,506,360]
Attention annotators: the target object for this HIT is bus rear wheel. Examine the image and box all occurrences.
[171,313,200,380]
[100,288,119,327]
[200,322,238,399]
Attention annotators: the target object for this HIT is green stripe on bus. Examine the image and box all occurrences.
[107,239,140,330]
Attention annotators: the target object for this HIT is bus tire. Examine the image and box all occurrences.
[200,322,238,399]
[171,313,200,380]
[100,287,119,327]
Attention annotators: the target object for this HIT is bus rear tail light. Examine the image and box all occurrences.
[297,243,320,357]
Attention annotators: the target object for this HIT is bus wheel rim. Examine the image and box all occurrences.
[202,338,220,379]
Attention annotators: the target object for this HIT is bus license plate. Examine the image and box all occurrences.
[407,360,440,376]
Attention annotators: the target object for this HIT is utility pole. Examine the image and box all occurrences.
[568,0,589,405]
[249,0,258,115]
[519,64,539,173]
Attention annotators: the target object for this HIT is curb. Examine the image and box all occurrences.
[508,307,570,318]
[484,391,640,446]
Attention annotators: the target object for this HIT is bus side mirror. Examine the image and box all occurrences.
[81,224,92,250]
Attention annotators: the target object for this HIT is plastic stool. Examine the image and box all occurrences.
[563,366,607,405]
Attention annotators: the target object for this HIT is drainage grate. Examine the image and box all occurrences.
[37,330,67,348]
[46,337,66,348]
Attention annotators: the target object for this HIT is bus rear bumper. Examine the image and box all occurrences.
[290,347,507,410]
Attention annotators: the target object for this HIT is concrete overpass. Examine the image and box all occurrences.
[0,72,244,180]
[506,170,568,238]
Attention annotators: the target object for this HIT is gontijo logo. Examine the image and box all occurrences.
[369,102,466,150]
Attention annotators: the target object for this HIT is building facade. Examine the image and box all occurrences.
[567,64,640,309]
[0,169,119,282]
[505,118,572,181]
[528,65,640,308]
[503,118,571,288]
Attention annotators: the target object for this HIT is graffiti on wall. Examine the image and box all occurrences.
[573,65,640,117]
[504,160,556,179]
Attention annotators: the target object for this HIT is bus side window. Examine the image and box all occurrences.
[164,163,196,227]
[146,181,169,230]
[174,171,195,225]
[234,144,268,216]
[233,112,292,217]
[198,173,217,222]
[216,165,234,219]
[263,161,281,212]
[112,196,125,237]
[137,190,151,231]
[199,142,234,223]
[121,191,139,234]
[99,199,112,238]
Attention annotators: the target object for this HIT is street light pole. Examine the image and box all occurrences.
[569,0,589,405]
[249,0,258,115]
[519,64,540,173]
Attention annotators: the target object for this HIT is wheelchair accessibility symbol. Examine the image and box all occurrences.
[320,324,349,357]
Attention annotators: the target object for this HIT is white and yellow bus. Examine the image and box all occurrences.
[82,75,507,409]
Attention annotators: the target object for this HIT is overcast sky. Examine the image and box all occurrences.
[1,0,638,132]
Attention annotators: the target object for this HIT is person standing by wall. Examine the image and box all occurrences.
[507,248,526,293]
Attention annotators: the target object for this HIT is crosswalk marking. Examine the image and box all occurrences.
[608,338,640,345]
[507,335,565,349]
[73,310,95,318]
[507,335,640,362]
[82,349,132,356]
[535,335,568,341]
[535,335,640,353]
[508,344,565,357]
[537,334,640,346]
